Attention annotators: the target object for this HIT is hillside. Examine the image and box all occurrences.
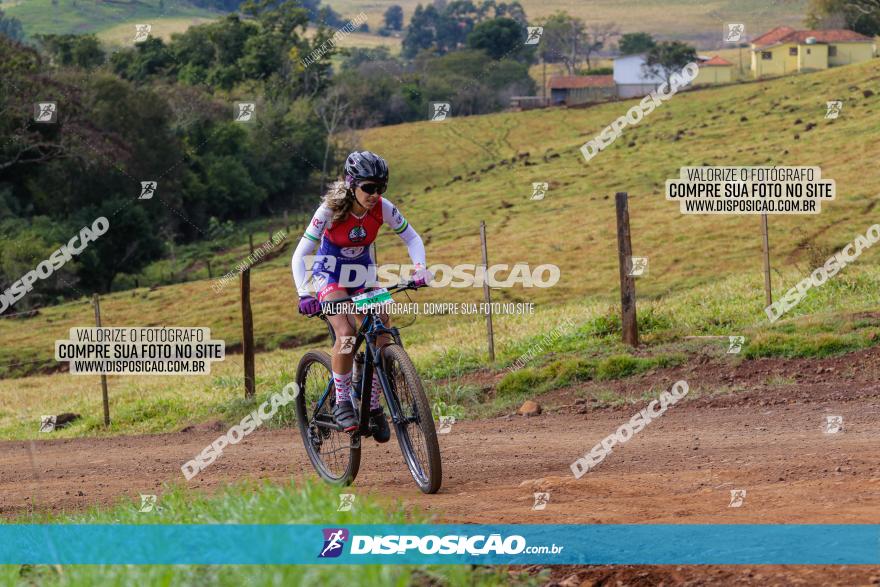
[1,58,879,386]
[5,0,217,37]
[329,0,807,46]
[7,0,807,47]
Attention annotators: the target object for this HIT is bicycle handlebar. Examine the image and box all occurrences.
[309,281,426,318]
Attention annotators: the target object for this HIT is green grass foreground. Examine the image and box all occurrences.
[1,479,542,586]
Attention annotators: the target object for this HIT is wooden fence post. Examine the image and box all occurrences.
[760,213,773,306]
[615,192,639,347]
[479,221,495,363]
[240,268,255,399]
[92,294,110,426]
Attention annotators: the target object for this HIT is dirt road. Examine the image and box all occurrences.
[2,347,879,585]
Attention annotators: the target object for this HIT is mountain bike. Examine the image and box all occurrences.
[294,282,442,494]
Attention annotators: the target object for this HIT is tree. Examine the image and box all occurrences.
[241,0,310,41]
[402,4,440,57]
[403,0,499,57]
[0,7,23,41]
[618,31,655,55]
[644,40,697,86]
[314,88,350,191]
[584,22,618,69]
[806,0,880,35]
[111,37,177,82]
[496,0,527,24]
[467,17,526,60]
[537,12,588,74]
[37,34,105,69]
[384,4,404,30]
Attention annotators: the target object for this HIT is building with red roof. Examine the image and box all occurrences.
[546,75,616,106]
[693,55,736,85]
[750,26,876,77]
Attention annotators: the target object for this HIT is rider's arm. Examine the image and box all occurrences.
[291,205,332,297]
[381,198,426,267]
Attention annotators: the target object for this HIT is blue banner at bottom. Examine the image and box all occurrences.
[1,524,878,565]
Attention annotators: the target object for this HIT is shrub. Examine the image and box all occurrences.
[496,368,545,397]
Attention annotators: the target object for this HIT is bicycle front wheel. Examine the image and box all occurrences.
[383,344,442,494]
[295,350,361,486]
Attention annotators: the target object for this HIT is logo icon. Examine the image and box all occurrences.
[134,24,152,43]
[139,181,157,200]
[34,102,57,123]
[532,492,550,510]
[727,336,745,354]
[39,415,57,433]
[531,182,548,201]
[429,102,451,122]
[337,494,355,512]
[306,254,337,273]
[340,246,365,258]
[234,102,256,123]
[319,528,349,558]
[138,494,157,512]
[725,23,745,42]
[825,100,843,120]
[823,415,843,434]
[438,415,455,434]
[728,489,746,508]
[628,257,648,277]
[348,225,367,243]
[525,26,543,45]
[339,336,356,354]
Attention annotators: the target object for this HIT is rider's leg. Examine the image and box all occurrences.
[322,288,356,405]
[348,306,392,442]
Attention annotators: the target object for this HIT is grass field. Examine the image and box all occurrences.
[305,23,403,53]
[96,16,216,46]
[328,0,807,47]
[2,57,879,439]
[7,0,807,47]
[6,0,215,37]
[2,265,878,440]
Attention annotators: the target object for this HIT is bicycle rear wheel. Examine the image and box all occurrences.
[383,345,442,494]
[295,350,360,486]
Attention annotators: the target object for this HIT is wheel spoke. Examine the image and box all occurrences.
[389,358,431,483]
[296,353,358,484]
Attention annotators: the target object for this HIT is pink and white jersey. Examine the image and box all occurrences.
[303,197,410,260]
[291,197,424,297]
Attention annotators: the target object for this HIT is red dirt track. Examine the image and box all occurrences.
[2,347,880,585]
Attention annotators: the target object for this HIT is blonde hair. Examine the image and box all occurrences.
[321,180,356,224]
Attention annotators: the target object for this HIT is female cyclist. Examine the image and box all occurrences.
[290,151,432,441]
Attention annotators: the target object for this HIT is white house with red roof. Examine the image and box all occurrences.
[750,26,876,77]
[613,53,735,98]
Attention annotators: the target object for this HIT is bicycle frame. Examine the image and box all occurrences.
[310,286,415,437]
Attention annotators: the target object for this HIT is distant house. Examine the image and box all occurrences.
[613,54,666,98]
[693,55,735,85]
[750,26,876,77]
[509,96,548,111]
[547,75,616,106]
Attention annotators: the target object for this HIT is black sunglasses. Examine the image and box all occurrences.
[358,182,387,195]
